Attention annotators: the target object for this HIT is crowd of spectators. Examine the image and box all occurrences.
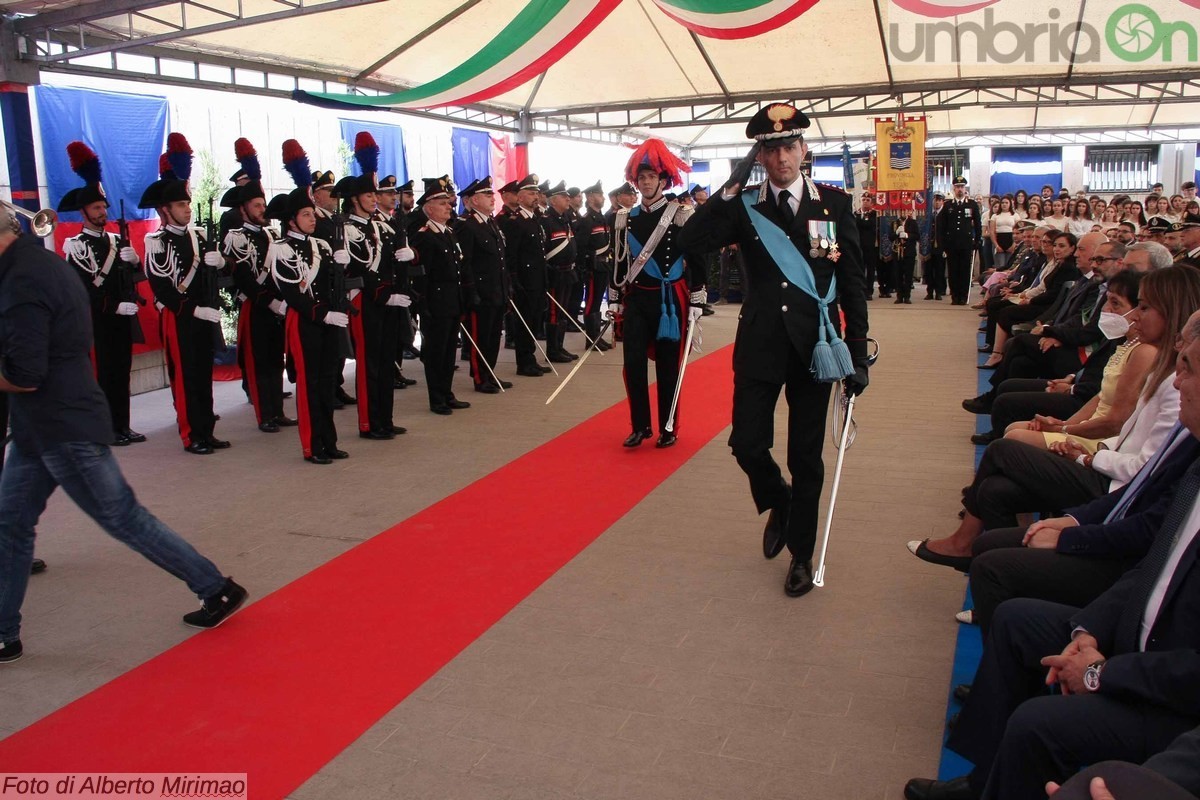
[897,175,1200,800]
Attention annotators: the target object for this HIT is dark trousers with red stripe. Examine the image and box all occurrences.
[421,314,459,408]
[93,314,134,436]
[621,283,687,435]
[350,296,399,434]
[285,312,339,459]
[160,308,215,448]
[582,268,609,340]
[238,304,285,426]
[547,269,577,355]
[467,303,503,387]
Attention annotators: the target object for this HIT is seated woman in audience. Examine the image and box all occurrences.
[1044,198,1069,231]
[1013,189,1029,220]
[1002,270,1152,453]
[1187,199,1200,218]
[908,264,1200,569]
[1090,196,1106,220]
[1167,193,1186,222]
[1025,199,1043,224]
[1099,204,1121,231]
[1144,194,1164,221]
[989,195,1018,270]
[963,308,1200,634]
[981,231,1080,368]
[1067,198,1094,238]
[1125,200,1147,227]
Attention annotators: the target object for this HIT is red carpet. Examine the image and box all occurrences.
[0,345,735,798]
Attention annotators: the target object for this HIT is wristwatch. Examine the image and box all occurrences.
[1083,660,1105,692]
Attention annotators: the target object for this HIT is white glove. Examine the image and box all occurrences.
[688,305,703,324]
[193,306,222,323]
[119,246,139,264]
[324,311,349,328]
[116,302,139,316]
[394,246,415,262]
[606,303,622,319]
[204,251,225,268]
[386,293,412,308]
[269,299,288,316]
[333,249,351,265]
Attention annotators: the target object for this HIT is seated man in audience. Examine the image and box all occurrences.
[1123,241,1172,272]
[904,315,1200,800]
[1048,723,1200,800]
[965,237,1120,416]
[980,222,1038,298]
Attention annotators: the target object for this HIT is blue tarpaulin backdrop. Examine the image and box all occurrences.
[451,127,491,209]
[35,85,169,222]
[339,119,408,182]
[991,147,1063,197]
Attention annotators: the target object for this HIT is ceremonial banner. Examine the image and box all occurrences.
[875,116,926,211]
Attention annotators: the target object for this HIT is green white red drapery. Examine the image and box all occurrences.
[294,0,820,111]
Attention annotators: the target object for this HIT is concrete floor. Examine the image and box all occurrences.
[2,299,979,799]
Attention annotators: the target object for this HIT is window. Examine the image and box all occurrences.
[928,151,966,197]
[1086,146,1159,193]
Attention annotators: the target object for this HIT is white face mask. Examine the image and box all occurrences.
[1098,310,1132,340]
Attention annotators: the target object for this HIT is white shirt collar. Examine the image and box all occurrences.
[425,218,449,234]
[768,174,806,204]
[82,226,105,237]
[473,210,491,224]
[518,207,535,219]
[164,223,188,235]
[349,214,370,225]
[640,196,667,213]
[287,231,307,242]
[243,222,262,232]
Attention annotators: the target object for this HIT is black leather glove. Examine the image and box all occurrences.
[724,142,762,192]
[844,361,869,397]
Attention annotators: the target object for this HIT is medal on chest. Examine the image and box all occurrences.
[807,220,840,262]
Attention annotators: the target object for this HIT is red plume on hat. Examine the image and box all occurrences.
[233,137,262,181]
[165,132,193,182]
[67,141,103,186]
[353,131,379,178]
[281,139,312,189]
[158,153,173,179]
[624,138,689,189]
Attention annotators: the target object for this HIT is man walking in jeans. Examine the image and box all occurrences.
[0,208,246,664]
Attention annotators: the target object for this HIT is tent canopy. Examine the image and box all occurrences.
[7,0,1200,147]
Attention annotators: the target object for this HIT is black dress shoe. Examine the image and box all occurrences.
[333,398,345,410]
[305,454,333,465]
[564,349,579,360]
[207,438,231,449]
[924,292,934,300]
[935,294,944,300]
[537,364,553,374]
[970,432,996,446]
[497,379,514,389]
[389,425,407,435]
[784,557,815,597]
[961,395,992,415]
[475,383,500,394]
[548,352,573,363]
[447,399,471,409]
[111,433,132,447]
[336,389,357,405]
[595,339,613,352]
[282,391,293,399]
[274,416,299,427]
[953,683,971,704]
[359,430,394,440]
[393,379,408,389]
[903,776,975,800]
[122,428,147,443]
[30,558,46,575]
[258,422,280,433]
[185,442,214,455]
[906,539,972,573]
[763,505,788,560]
[623,429,652,447]
[516,365,544,377]
[402,375,417,386]
[430,405,453,415]
[894,296,903,304]
[655,431,677,448]
[328,449,350,459]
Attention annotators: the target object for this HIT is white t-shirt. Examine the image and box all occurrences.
[991,211,1017,233]
[1067,218,1095,237]
[1044,216,1069,232]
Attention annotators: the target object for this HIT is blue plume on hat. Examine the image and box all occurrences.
[281,139,312,189]
[234,137,262,181]
[166,133,193,182]
[353,132,379,177]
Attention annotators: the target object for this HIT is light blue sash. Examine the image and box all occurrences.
[628,205,684,342]
[741,192,854,382]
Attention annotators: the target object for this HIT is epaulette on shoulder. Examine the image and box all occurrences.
[744,183,762,192]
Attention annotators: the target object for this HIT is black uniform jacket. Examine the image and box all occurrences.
[411,221,464,318]
[678,181,869,384]
[500,208,546,292]
[455,211,509,307]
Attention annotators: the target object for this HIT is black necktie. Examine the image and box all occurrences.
[778,190,795,227]
[1114,460,1200,653]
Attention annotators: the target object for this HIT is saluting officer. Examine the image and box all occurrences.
[937,176,982,305]
[543,181,579,363]
[889,205,920,304]
[678,103,870,598]
[456,176,512,394]
[501,174,551,378]
[411,178,470,415]
[266,141,348,465]
[611,139,705,450]
[57,141,146,447]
